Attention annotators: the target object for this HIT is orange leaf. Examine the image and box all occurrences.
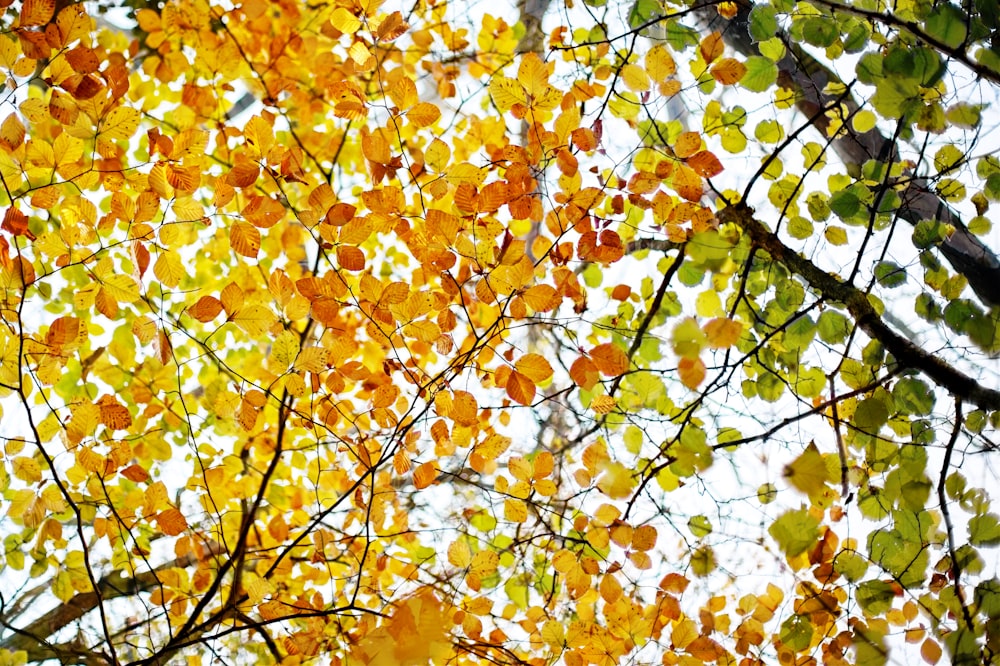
[921,638,942,664]
[590,343,629,376]
[570,356,600,390]
[121,464,149,482]
[413,461,437,489]
[156,508,188,536]
[674,132,702,159]
[523,284,559,312]
[710,58,747,85]
[590,395,616,414]
[632,525,658,551]
[188,296,223,322]
[243,195,284,228]
[230,221,261,258]
[571,128,596,151]
[46,316,80,346]
[20,0,55,26]
[687,150,724,178]
[703,317,743,348]
[699,32,725,64]
[678,356,707,389]
[672,164,704,202]
[506,370,536,406]
[337,245,365,271]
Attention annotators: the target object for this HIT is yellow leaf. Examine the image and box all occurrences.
[270,330,299,369]
[470,550,499,577]
[517,52,551,97]
[448,540,471,567]
[621,63,650,92]
[407,102,440,128]
[672,617,698,649]
[507,456,533,481]
[294,346,328,373]
[597,460,634,499]
[783,443,833,497]
[100,106,140,142]
[515,353,553,383]
[600,572,623,603]
[243,115,274,159]
[153,251,185,288]
[349,41,375,70]
[504,498,527,522]
[231,304,275,337]
[489,77,526,113]
[330,7,361,33]
[13,456,41,483]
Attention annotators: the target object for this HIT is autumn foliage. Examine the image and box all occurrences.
[1,0,999,664]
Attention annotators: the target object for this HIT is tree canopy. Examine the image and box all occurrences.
[0,0,999,664]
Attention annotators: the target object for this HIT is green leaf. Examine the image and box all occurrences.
[817,310,851,344]
[874,261,907,288]
[768,508,819,557]
[854,397,890,432]
[856,579,896,615]
[969,512,1000,546]
[912,218,951,248]
[892,378,934,415]
[834,549,869,581]
[688,515,713,538]
[924,3,968,49]
[779,615,814,651]
[740,56,778,93]
[749,5,778,42]
[801,16,839,47]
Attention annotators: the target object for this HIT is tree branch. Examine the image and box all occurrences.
[697,0,1000,308]
[719,203,1000,410]
[0,542,223,662]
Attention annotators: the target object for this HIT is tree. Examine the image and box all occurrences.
[0,0,998,662]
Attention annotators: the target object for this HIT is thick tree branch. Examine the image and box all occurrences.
[0,542,222,662]
[719,203,1000,410]
[697,0,1000,308]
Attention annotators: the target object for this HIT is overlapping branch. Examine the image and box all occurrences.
[696,0,1000,308]
[720,203,1000,409]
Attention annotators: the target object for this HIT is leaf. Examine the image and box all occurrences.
[231,305,275,337]
[230,222,261,258]
[506,370,535,405]
[156,508,188,536]
[740,56,778,92]
[188,296,224,322]
[710,58,747,85]
[699,31,725,64]
[407,102,441,127]
[153,252,185,288]
[703,317,742,348]
[20,0,55,27]
[783,443,832,497]
[590,343,629,376]
[99,107,140,141]
[515,354,553,382]
[768,509,820,557]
